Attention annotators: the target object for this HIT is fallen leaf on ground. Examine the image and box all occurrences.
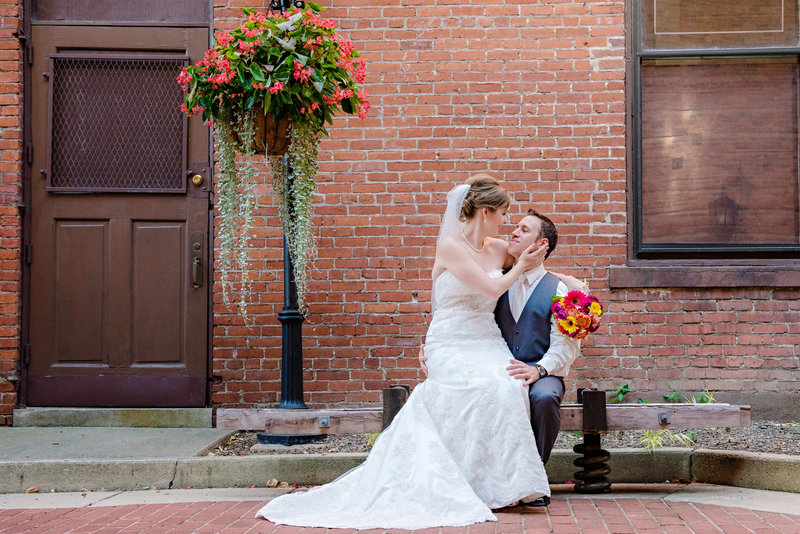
[25,486,38,494]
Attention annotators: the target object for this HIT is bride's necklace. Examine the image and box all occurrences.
[461,228,486,253]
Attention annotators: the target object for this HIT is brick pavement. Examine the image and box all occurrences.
[1,497,799,534]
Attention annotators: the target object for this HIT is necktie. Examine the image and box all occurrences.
[510,275,528,322]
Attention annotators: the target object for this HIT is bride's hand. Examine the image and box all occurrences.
[516,241,548,272]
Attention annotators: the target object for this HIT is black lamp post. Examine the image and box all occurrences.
[257,0,325,446]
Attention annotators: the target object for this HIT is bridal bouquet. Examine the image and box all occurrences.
[551,291,604,339]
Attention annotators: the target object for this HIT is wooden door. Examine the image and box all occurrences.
[26,25,210,406]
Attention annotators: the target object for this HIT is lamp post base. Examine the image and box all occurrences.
[257,432,326,446]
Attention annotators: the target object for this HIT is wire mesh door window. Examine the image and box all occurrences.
[47,55,187,192]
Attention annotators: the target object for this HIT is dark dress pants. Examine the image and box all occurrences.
[528,375,565,465]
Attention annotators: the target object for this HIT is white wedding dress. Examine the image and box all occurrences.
[256,269,550,529]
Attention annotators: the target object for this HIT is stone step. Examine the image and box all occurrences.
[12,408,212,428]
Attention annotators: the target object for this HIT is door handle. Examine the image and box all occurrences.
[192,257,202,288]
[190,231,204,289]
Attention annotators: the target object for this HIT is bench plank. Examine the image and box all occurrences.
[560,403,751,431]
[218,408,382,434]
[219,404,751,434]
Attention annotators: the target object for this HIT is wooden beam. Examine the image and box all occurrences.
[217,408,383,433]
[217,404,751,434]
[560,403,751,431]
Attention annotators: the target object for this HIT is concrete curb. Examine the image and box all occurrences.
[12,408,213,428]
[1,448,797,495]
[691,449,800,494]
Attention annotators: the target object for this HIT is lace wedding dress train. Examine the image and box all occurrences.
[256,269,550,529]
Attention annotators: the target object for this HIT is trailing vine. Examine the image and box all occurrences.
[269,120,323,312]
[214,108,257,320]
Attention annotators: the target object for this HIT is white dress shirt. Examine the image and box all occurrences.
[508,264,581,378]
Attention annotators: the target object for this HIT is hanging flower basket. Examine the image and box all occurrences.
[177,4,369,316]
[230,112,291,156]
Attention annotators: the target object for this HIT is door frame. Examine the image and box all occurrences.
[18,0,215,408]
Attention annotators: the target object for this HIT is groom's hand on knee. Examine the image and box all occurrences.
[506,359,540,386]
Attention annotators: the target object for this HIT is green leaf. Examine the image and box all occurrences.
[249,63,265,82]
[246,92,256,109]
[275,36,296,53]
[263,92,272,112]
[341,98,354,114]
[312,79,324,93]
[263,20,280,33]
[277,12,303,31]
[308,2,323,11]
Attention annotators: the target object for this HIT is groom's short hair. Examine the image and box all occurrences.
[527,209,558,259]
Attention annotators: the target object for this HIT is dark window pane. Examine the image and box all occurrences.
[642,0,799,50]
[49,56,186,192]
[641,58,799,245]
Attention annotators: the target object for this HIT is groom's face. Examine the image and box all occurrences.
[507,215,544,260]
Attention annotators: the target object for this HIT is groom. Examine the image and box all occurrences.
[418,209,581,506]
[498,209,581,506]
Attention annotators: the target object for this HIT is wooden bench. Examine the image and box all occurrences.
[217,389,751,493]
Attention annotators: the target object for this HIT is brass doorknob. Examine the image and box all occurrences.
[191,174,204,186]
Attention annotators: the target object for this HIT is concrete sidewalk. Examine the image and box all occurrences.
[0,484,799,533]
[2,427,800,495]
[0,427,233,461]
[2,427,800,532]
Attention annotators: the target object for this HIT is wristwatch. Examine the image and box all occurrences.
[533,364,548,378]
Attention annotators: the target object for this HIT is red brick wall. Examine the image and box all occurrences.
[0,0,20,425]
[211,0,800,419]
[0,0,795,423]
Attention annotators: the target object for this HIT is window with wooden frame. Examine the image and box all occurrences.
[618,0,800,287]
[634,0,800,260]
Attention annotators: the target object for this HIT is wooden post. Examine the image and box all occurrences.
[382,385,409,429]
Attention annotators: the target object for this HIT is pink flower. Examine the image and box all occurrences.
[176,68,192,90]
[268,81,285,94]
[292,60,314,84]
[357,100,370,119]
[215,31,234,47]
[564,291,587,309]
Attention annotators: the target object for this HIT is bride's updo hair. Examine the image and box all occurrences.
[460,174,511,221]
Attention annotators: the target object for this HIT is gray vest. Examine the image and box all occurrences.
[494,272,559,364]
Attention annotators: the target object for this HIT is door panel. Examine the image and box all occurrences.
[27,25,210,407]
[54,221,107,363]
[132,222,185,365]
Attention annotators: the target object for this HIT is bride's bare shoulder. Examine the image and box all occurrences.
[485,237,508,253]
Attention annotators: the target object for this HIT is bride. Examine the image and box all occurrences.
[257,175,561,529]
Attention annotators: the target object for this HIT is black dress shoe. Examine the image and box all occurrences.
[523,496,550,507]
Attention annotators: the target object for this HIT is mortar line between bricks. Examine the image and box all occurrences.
[615,497,639,534]
[590,498,613,534]
[687,502,726,534]
[719,504,757,534]
[641,498,669,533]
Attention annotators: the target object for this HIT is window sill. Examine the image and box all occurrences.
[609,265,800,288]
